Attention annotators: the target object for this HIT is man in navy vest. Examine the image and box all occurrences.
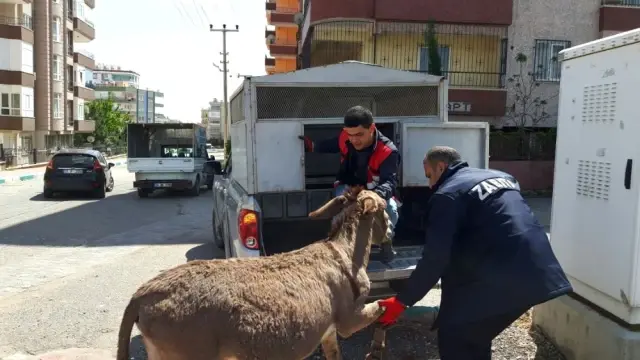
[299,105,400,262]
[376,146,572,360]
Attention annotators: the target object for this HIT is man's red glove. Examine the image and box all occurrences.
[298,136,314,152]
[377,297,407,326]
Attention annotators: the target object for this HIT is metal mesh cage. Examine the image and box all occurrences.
[255,86,439,119]
[230,91,244,123]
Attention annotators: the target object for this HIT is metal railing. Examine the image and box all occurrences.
[489,131,557,161]
[0,14,33,30]
[76,48,95,59]
[301,21,508,88]
[601,0,640,5]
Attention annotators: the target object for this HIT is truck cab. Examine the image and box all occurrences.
[211,62,489,296]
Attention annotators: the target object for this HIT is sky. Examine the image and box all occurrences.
[82,0,268,122]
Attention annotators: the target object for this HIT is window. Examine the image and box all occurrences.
[22,44,33,73]
[0,93,22,116]
[53,93,63,119]
[53,55,62,81]
[76,102,85,120]
[419,46,450,76]
[52,17,61,42]
[533,40,571,82]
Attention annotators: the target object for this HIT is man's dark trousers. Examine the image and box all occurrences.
[437,307,528,360]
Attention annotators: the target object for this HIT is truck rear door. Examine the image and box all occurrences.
[368,121,489,282]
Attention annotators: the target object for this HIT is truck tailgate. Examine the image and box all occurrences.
[367,246,422,282]
[127,158,196,172]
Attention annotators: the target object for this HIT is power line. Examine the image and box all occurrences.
[209,24,239,146]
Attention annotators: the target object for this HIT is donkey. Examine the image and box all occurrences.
[116,190,392,360]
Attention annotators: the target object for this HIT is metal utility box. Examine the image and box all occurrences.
[551,28,640,324]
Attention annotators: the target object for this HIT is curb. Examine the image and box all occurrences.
[0,159,127,186]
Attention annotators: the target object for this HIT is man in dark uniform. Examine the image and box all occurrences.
[376,146,572,359]
[299,105,400,262]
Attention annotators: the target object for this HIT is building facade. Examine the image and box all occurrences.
[202,98,223,143]
[293,0,640,190]
[0,0,96,164]
[94,85,164,123]
[265,0,300,74]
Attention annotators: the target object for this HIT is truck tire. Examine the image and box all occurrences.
[137,188,150,198]
[189,175,201,197]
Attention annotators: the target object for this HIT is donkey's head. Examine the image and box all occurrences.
[309,190,390,245]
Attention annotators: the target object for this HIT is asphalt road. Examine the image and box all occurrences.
[0,161,554,359]
[0,165,222,359]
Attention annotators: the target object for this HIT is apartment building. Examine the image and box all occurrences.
[0,0,34,153]
[201,98,223,143]
[292,0,640,189]
[264,0,300,74]
[0,0,95,161]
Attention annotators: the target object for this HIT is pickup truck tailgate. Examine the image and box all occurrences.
[127,158,196,172]
[367,246,422,281]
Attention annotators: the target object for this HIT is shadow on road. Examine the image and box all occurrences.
[185,243,221,261]
[0,189,214,247]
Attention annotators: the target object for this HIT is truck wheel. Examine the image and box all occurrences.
[189,176,201,196]
[137,188,150,198]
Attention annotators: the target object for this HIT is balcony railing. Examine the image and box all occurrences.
[302,21,508,88]
[602,0,640,5]
[0,14,33,30]
[67,45,74,56]
[76,48,95,59]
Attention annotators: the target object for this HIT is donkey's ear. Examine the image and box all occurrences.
[309,195,348,218]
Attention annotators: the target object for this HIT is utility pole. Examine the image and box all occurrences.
[210,24,239,150]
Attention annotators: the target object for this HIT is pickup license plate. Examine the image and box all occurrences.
[154,183,172,188]
[63,169,82,174]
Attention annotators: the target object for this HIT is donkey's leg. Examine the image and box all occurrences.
[320,328,342,360]
[336,302,385,338]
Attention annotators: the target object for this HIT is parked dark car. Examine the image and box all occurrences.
[43,149,115,199]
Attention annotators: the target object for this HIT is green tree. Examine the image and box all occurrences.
[424,21,442,76]
[74,97,130,147]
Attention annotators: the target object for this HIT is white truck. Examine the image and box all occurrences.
[127,123,210,198]
[210,61,490,296]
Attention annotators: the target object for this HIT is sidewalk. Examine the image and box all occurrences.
[0,155,127,186]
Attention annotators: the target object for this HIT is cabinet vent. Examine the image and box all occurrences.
[582,83,617,123]
[576,160,611,200]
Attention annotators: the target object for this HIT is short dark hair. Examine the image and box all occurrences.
[424,146,461,166]
[343,106,374,128]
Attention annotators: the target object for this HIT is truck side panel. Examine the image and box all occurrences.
[230,121,251,192]
[255,121,304,193]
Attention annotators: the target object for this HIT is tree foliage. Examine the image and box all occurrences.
[74,97,130,146]
[424,21,442,76]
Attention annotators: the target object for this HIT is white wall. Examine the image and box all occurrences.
[0,85,34,118]
[0,39,33,73]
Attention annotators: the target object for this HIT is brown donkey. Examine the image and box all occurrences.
[117,190,391,360]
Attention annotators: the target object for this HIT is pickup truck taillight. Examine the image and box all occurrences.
[238,209,260,250]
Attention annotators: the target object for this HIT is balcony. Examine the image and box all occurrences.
[0,14,33,43]
[300,21,508,116]
[266,2,298,26]
[0,116,35,132]
[265,57,276,67]
[599,0,640,34]
[74,85,95,100]
[265,29,275,45]
[74,119,95,132]
[0,69,35,87]
[74,50,95,69]
[73,17,95,42]
[84,0,95,9]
